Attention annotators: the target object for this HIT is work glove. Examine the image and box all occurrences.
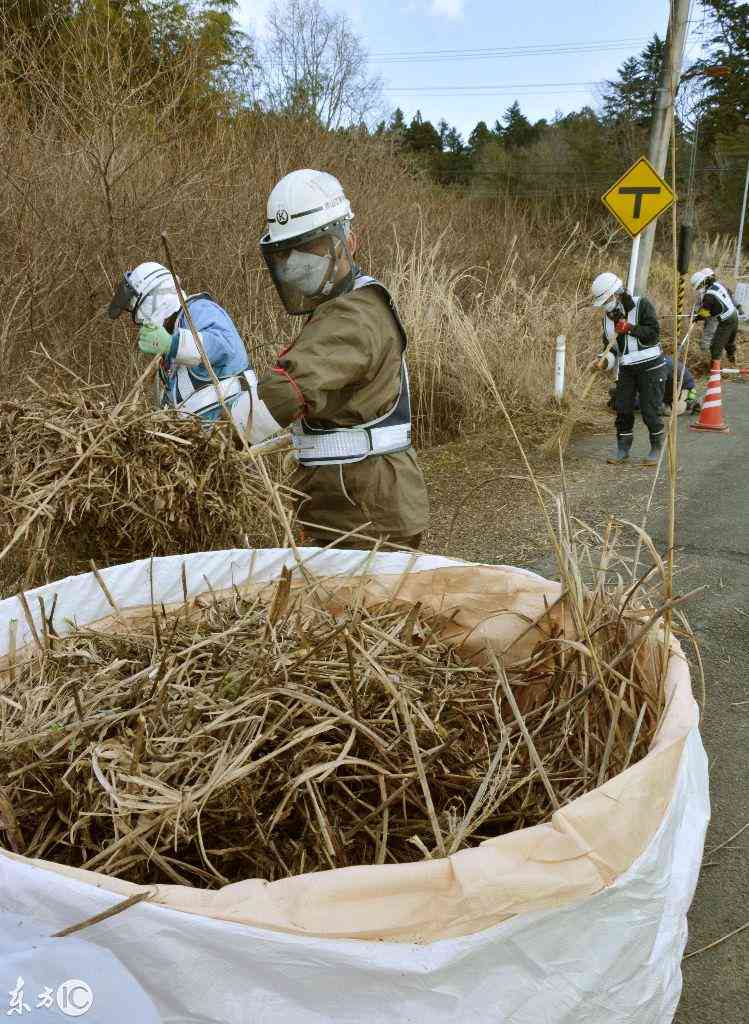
[614,319,633,335]
[138,323,173,356]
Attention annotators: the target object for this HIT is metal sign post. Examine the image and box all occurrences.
[626,234,641,294]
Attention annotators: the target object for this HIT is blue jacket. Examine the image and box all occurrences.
[162,294,249,419]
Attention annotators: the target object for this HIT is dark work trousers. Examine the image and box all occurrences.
[615,357,666,441]
[708,312,739,362]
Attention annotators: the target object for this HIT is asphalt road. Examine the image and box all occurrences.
[420,367,748,1020]
[568,380,749,1023]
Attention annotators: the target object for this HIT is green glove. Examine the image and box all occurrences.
[138,323,173,356]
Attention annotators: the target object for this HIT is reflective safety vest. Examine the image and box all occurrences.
[290,275,413,467]
[603,296,662,367]
[704,282,737,322]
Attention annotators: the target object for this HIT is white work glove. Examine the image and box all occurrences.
[248,376,283,445]
[592,351,616,372]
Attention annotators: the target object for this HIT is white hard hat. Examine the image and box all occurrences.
[260,169,356,315]
[591,272,624,308]
[690,267,714,290]
[107,261,181,325]
[262,169,353,246]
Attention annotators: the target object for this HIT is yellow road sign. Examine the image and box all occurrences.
[601,156,675,238]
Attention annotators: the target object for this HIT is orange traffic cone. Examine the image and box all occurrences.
[690,359,729,433]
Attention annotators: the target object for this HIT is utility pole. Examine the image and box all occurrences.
[734,158,749,280]
[634,0,691,295]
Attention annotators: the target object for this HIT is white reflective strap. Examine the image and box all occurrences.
[603,316,617,346]
[292,426,371,461]
[291,423,411,465]
[707,282,737,320]
[174,328,203,367]
[177,376,241,417]
[369,423,411,454]
[619,345,662,366]
[702,399,722,408]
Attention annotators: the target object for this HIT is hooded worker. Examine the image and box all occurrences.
[591,271,665,466]
[255,169,429,549]
[690,268,739,366]
[107,261,277,442]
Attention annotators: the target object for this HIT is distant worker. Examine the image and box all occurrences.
[690,268,739,366]
[660,356,698,414]
[590,271,664,466]
[107,261,276,441]
[254,169,429,549]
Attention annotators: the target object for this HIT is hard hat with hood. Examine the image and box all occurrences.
[260,170,356,315]
[107,261,182,326]
[690,267,715,291]
[591,272,624,310]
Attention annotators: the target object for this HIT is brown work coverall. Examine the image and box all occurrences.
[258,284,429,546]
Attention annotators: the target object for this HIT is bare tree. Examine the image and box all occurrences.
[259,0,383,129]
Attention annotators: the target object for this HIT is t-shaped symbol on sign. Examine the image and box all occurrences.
[618,186,661,218]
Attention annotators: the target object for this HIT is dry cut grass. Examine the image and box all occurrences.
[0,385,286,593]
[0,515,678,887]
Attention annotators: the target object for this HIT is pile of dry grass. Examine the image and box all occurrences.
[0,559,667,886]
[0,384,284,592]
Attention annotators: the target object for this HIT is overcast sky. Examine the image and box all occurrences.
[236,0,707,138]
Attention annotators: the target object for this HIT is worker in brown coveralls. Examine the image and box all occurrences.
[255,169,429,550]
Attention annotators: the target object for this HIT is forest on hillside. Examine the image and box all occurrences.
[4,0,748,232]
[0,0,746,446]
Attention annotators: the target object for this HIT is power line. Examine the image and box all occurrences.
[366,38,650,64]
[384,89,598,97]
[383,81,601,97]
[385,81,599,90]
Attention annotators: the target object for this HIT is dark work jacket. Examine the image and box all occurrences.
[601,292,661,360]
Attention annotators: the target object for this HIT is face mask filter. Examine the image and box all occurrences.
[276,249,332,296]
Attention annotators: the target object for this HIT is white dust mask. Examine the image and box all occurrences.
[277,250,331,296]
[603,297,619,314]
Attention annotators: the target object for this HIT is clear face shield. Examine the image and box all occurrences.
[261,221,356,316]
[107,274,139,321]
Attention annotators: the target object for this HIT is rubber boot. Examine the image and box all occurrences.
[642,433,664,467]
[606,436,632,464]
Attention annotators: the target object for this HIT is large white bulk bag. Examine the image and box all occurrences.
[0,549,709,1023]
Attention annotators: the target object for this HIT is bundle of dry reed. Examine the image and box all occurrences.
[0,564,666,887]
[0,385,285,591]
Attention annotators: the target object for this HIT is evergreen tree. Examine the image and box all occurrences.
[602,35,665,127]
[689,0,749,146]
[500,101,538,149]
[403,110,441,153]
[438,118,450,150]
[444,126,463,154]
[389,107,406,133]
[467,120,494,154]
